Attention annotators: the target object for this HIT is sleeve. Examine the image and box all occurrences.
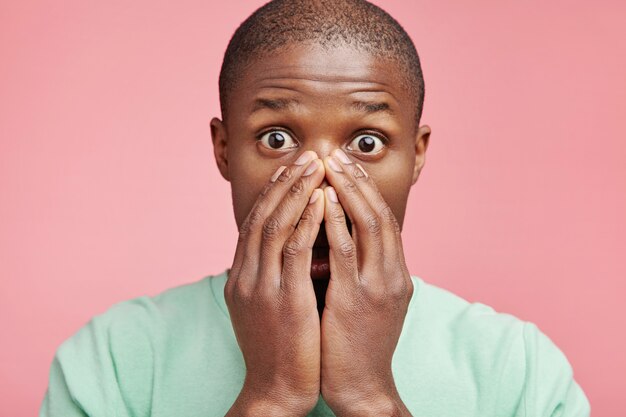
[39,299,157,417]
[39,356,89,417]
[513,322,590,417]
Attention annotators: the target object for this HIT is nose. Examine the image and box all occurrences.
[301,141,335,188]
[307,141,334,161]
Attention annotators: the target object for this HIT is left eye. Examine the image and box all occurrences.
[347,134,385,154]
[258,130,298,150]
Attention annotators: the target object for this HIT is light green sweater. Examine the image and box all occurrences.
[40,270,590,416]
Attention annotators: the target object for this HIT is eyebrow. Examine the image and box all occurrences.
[251,97,394,115]
[252,98,301,113]
[351,100,393,115]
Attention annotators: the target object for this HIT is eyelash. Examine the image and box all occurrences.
[255,127,390,151]
[353,130,389,145]
[256,127,297,142]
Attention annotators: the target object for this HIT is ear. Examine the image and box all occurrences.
[411,125,431,185]
[210,117,230,182]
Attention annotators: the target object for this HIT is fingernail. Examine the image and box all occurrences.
[271,166,287,182]
[295,151,315,166]
[302,159,319,177]
[355,163,368,178]
[327,157,343,172]
[326,186,338,203]
[333,149,352,164]
[309,188,321,204]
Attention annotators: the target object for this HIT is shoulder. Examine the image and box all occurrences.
[407,275,524,346]
[47,271,230,415]
[402,276,590,416]
[58,270,226,351]
[404,276,528,382]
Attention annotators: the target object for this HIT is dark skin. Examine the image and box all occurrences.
[211,43,431,417]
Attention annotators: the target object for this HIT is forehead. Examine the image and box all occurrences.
[231,43,413,122]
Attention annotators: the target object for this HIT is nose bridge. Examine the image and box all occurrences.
[307,138,335,161]
[298,134,336,188]
[295,98,345,180]
[300,118,342,161]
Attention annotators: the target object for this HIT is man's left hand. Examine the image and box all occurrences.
[320,149,414,417]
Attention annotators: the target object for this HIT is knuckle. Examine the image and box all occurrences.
[329,209,346,225]
[262,216,281,240]
[339,240,356,259]
[289,178,305,195]
[342,178,357,193]
[351,165,366,179]
[232,279,253,302]
[389,280,408,301]
[358,279,387,307]
[364,214,382,235]
[238,221,250,238]
[277,166,293,182]
[248,209,264,226]
[224,279,235,301]
[241,209,263,235]
[260,183,272,196]
[236,232,247,247]
[299,206,315,224]
[282,237,304,259]
[387,272,413,302]
[381,206,400,231]
[405,279,415,299]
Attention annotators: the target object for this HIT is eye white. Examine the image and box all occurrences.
[258,130,297,150]
[347,134,385,154]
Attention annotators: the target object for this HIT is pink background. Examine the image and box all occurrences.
[1,1,625,415]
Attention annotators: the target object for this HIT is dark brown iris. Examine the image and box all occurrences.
[268,132,285,148]
[358,136,376,152]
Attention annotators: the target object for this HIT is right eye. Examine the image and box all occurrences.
[258,130,298,150]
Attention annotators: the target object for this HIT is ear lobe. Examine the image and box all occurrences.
[411,125,431,185]
[210,117,230,182]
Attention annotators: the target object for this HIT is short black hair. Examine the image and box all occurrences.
[218,0,425,126]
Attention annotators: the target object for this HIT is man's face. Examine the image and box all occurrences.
[212,43,430,251]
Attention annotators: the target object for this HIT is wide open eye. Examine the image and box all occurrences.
[258,130,298,150]
[347,134,386,154]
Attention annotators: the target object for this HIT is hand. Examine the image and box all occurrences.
[320,149,413,417]
[225,151,325,417]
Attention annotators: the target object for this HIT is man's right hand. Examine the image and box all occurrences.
[225,151,325,417]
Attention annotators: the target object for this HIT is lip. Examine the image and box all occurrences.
[311,223,330,280]
[310,256,330,280]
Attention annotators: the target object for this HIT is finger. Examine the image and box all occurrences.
[280,188,324,292]
[234,150,321,286]
[229,166,283,283]
[322,154,383,272]
[323,186,358,285]
[330,149,401,264]
[258,158,325,286]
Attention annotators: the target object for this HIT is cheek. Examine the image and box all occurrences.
[230,169,272,228]
[231,186,256,229]
[379,180,411,219]
[370,167,413,225]
[228,139,290,228]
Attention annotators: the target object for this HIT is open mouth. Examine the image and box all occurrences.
[310,217,352,280]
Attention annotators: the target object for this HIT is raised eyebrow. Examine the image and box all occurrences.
[350,100,393,115]
[252,97,300,113]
